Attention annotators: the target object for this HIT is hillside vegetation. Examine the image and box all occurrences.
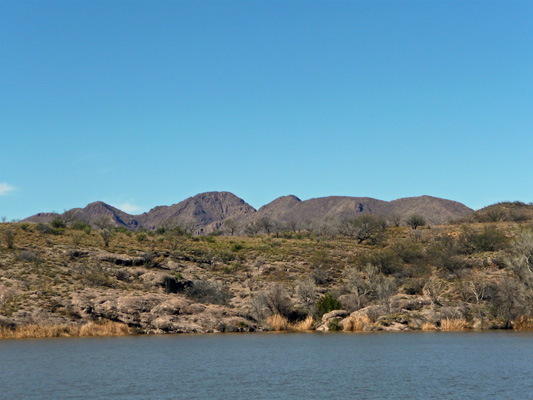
[1,208,533,338]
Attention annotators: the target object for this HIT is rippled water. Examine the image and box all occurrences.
[1,331,532,399]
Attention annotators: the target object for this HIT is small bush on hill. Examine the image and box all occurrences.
[317,292,342,318]
[186,280,231,305]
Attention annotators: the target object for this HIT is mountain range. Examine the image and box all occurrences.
[23,191,473,233]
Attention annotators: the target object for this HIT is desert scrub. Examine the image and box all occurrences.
[185,280,231,305]
[317,292,342,319]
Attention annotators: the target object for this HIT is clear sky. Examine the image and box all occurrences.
[1,0,532,220]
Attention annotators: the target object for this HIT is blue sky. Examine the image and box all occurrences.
[1,1,532,220]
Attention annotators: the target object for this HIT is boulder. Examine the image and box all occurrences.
[321,310,350,322]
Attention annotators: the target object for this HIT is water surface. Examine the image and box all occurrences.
[1,331,532,399]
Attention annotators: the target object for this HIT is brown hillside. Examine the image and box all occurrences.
[136,191,256,233]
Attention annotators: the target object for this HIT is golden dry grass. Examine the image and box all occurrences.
[291,315,315,331]
[513,315,533,331]
[421,322,436,331]
[266,314,290,331]
[342,315,371,332]
[440,318,468,331]
[0,321,131,340]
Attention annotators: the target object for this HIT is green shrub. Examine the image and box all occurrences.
[317,292,342,318]
[50,218,66,229]
[328,318,342,331]
[231,243,244,252]
[136,232,147,243]
[360,249,402,276]
[72,221,91,233]
[392,241,426,264]
[35,223,59,235]
[459,226,508,254]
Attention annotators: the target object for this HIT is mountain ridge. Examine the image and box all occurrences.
[22,191,474,233]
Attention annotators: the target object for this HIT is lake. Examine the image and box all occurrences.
[1,331,532,399]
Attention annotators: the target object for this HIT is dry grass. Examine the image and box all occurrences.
[0,321,131,340]
[79,321,131,336]
[422,322,436,331]
[513,315,533,331]
[266,314,290,331]
[291,315,315,331]
[343,315,371,332]
[440,318,468,331]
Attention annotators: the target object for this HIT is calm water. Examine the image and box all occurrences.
[1,331,532,399]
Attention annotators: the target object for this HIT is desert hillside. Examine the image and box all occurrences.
[2,208,532,337]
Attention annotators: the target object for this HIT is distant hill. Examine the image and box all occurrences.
[456,201,533,224]
[253,195,472,227]
[23,191,474,233]
[135,192,256,233]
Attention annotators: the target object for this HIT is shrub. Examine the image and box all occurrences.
[328,318,342,331]
[50,218,66,229]
[3,228,15,249]
[458,226,508,254]
[72,221,91,233]
[231,243,244,252]
[15,250,42,267]
[136,232,147,243]
[359,249,402,276]
[99,228,114,247]
[185,280,231,305]
[249,285,293,320]
[317,292,342,318]
[35,223,58,235]
[392,241,426,264]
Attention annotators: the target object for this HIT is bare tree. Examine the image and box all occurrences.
[296,278,317,314]
[223,218,239,236]
[469,275,488,329]
[376,275,397,313]
[344,266,371,309]
[285,219,299,233]
[250,285,293,320]
[507,229,533,286]
[387,213,402,227]
[257,216,273,235]
[94,215,114,230]
[424,277,446,321]
[494,276,527,329]
[244,220,261,236]
[94,216,114,247]
[339,215,386,244]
